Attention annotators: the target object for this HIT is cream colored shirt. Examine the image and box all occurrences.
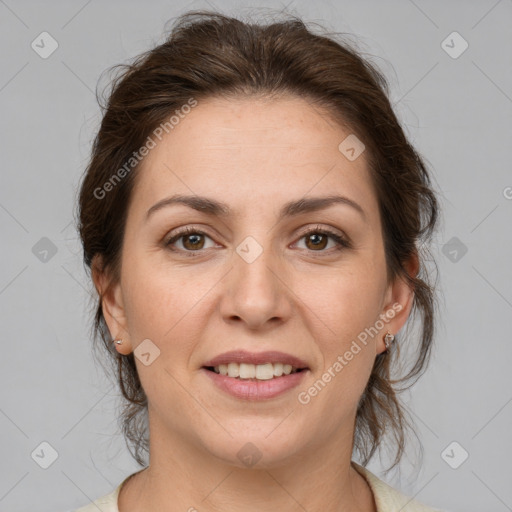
[74,461,444,511]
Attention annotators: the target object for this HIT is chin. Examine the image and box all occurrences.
[202,429,306,470]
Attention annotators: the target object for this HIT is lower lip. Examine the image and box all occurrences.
[201,368,308,400]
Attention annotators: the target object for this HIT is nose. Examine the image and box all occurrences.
[219,240,293,331]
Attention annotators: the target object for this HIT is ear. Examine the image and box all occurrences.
[376,250,419,355]
[91,255,132,355]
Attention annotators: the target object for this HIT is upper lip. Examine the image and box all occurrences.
[202,350,309,369]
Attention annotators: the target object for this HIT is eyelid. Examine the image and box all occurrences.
[295,224,347,240]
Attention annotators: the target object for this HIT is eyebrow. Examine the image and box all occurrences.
[146,194,367,223]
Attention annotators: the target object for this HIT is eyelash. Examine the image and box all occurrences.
[164,225,352,257]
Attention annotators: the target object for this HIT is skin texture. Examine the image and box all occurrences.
[94,94,417,512]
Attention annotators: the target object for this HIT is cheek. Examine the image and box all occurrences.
[299,265,385,338]
[120,262,207,393]
[121,253,218,346]
[295,264,384,399]
[299,272,381,410]
[122,276,176,341]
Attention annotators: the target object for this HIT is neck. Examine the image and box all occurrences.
[119,439,376,512]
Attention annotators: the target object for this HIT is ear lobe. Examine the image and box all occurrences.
[378,251,419,353]
[91,255,129,343]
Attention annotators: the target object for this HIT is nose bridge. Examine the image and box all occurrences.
[221,232,290,328]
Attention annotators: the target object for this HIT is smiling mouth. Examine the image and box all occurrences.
[203,362,307,380]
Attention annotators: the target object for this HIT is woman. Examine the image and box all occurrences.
[74,10,443,512]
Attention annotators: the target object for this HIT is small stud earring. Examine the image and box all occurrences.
[114,339,123,345]
[383,332,395,350]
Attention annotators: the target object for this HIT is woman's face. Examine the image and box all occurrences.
[99,94,414,468]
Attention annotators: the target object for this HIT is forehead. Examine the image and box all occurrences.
[130,95,379,222]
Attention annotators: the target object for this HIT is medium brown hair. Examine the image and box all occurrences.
[77,10,440,470]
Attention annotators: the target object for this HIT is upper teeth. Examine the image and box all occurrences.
[213,362,299,380]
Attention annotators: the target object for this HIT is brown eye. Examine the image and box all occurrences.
[182,233,205,250]
[304,232,329,251]
[295,227,351,253]
[165,227,215,254]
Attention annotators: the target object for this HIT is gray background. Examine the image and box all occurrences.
[1,0,511,511]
